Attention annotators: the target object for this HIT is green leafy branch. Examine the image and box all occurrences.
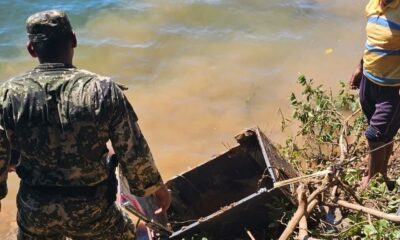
[280,75,367,173]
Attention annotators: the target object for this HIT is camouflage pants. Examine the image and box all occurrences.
[16,184,136,240]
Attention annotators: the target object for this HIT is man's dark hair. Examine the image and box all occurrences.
[31,32,73,61]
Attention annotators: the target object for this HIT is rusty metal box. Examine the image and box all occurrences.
[166,127,299,239]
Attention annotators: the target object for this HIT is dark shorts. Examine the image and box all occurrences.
[359,74,400,142]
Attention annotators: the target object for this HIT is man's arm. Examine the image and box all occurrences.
[0,128,10,212]
[349,58,363,89]
[108,84,170,213]
[109,83,164,197]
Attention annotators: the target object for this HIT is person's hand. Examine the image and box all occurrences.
[154,184,171,215]
[349,64,363,89]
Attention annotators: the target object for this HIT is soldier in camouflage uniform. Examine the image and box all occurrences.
[0,10,171,239]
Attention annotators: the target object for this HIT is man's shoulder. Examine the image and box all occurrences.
[75,69,128,91]
[0,68,126,95]
[6,70,35,82]
[75,69,110,81]
[0,70,35,91]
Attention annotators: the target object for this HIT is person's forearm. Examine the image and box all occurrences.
[115,122,163,197]
[109,83,164,197]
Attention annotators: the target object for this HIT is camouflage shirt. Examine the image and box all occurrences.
[0,63,162,199]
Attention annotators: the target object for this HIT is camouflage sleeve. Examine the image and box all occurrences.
[0,83,10,200]
[109,83,163,197]
[0,128,9,200]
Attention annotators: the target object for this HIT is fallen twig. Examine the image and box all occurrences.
[307,180,336,203]
[298,216,309,240]
[336,200,400,224]
[307,199,319,214]
[279,177,336,240]
[273,169,333,189]
[337,180,361,204]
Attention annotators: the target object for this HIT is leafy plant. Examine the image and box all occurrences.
[361,219,400,240]
[281,75,367,172]
[280,75,400,239]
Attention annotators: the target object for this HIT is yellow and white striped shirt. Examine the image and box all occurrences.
[364,0,400,86]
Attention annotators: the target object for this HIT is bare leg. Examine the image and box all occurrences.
[360,141,387,187]
[382,142,394,179]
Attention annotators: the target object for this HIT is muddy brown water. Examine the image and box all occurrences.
[0,0,366,237]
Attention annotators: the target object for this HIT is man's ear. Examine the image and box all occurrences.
[26,41,37,58]
[71,32,77,48]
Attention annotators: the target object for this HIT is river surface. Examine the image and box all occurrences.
[0,0,366,237]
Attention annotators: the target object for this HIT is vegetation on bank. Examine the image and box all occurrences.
[183,76,400,240]
[279,75,400,240]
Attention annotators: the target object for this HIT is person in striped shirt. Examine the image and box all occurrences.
[349,0,398,187]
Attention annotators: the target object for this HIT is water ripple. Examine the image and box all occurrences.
[182,0,223,5]
[160,25,304,42]
[79,37,156,49]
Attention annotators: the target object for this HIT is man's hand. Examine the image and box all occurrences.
[154,184,171,215]
[349,62,363,89]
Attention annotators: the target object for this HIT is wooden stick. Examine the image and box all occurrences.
[298,216,320,240]
[339,129,348,161]
[278,185,307,240]
[298,216,308,240]
[307,199,319,214]
[337,180,361,204]
[279,179,337,240]
[367,213,373,226]
[273,170,333,189]
[330,185,338,200]
[298,199,320,240]
[245,228,256,240]
[336,200,400,223]
[307,180,336,203]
